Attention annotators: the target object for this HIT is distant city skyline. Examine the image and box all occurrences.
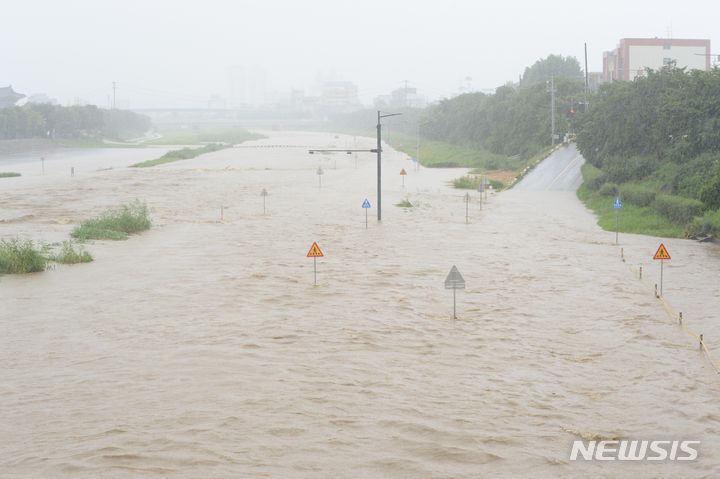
[1,0,718,108]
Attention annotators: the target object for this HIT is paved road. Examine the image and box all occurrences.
[514,144,585,191]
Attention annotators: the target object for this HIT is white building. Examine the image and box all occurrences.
[603,38,711,82]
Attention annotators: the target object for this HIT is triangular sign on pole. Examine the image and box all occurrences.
[653,243,671,260]
[307,242,324,258]
[400,168,407,176]
[362,198,371,209]
[444,265,466,290]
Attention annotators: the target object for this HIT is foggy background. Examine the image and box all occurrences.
[2,0,719,108]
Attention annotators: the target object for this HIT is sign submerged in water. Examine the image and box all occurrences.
[444,265,465,319]
[653,243,671,297]
[307,242,324,286]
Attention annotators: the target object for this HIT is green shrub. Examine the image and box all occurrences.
[452,175,481,189]
[0,172,21,178]
[72,201,151,241]
[489,179,505,191]
[603,155,659,183]
[687,209,720,236]
[579,163,603,190]
[51,241,93,264]
[0,239,48,274]
[598,182,619,197]
[699,168,720,210]
[619,184,657,207]
[395,199,414,208]
[653,194,703,224]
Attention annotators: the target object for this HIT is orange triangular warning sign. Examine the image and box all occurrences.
[307,242,324,258]
[653,243,671,260]
[400,168,407,176]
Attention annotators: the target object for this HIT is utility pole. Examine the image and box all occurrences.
[548,75,556,146]
[309,112,400,223]
[584,43,589,112]
[112,81,117,109]
[377,111,401,221]
[416,122,420,170]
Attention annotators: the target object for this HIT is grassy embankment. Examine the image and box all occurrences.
[131,143,228,168]
[132,129,265,168]
[386,133,549,190]
[577,163,690,238]
[148,128,264,146]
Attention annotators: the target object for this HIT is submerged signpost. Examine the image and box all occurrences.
[464,192,470,224]
[613,196,622,244]
[444,265,466,319]
[400,168,407,188]
[307,242,324,286]
[653,243,671,297]
[316,166,324,188]
[261,188,268,215]
[362,198,371,229]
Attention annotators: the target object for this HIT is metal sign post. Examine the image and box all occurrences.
[444,265,466,319]
[316,166,324,188]
[464,192,470,224]
[477,180,483,209]
[307,242,324,286]
[613,196,623,244]
[653,243,671,296]
[400,168,407,188]
[362,198,371,229]
[261,188,268,215]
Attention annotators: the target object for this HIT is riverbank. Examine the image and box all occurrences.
[576,162,719,239]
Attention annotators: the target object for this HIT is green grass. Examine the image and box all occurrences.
[452,175,482,189]
[71,201,151,241]
[0,172,21,178]
[50,241,93,264]
[578,182,685,238]
[395,198,414,208]
[388,133,516,170]
[452,175,506,190]
[0,239,48,274]
[131,143,230,168]
[149,128,264,145]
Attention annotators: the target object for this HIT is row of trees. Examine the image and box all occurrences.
[418,74,583,158]
[576,65,720,233]
[329,55,586,160]
[577,66,720,166]
[0,104,151,141]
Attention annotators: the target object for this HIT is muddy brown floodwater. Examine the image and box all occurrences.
[1,131,719,478]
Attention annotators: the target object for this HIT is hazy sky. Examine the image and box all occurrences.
[2,0,719,108]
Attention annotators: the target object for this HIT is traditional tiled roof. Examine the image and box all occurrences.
[0,85,25,106]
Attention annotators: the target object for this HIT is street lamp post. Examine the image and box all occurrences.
[377,111,401,221]
[309,110,400,222]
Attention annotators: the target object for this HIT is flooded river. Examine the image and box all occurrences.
[1,132,718,478]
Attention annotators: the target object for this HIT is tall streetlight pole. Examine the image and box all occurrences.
[309,110,400,222]
[377,110,401,221]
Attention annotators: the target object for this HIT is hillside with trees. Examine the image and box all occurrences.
[576,66,720,237]
[0,104,151,141]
